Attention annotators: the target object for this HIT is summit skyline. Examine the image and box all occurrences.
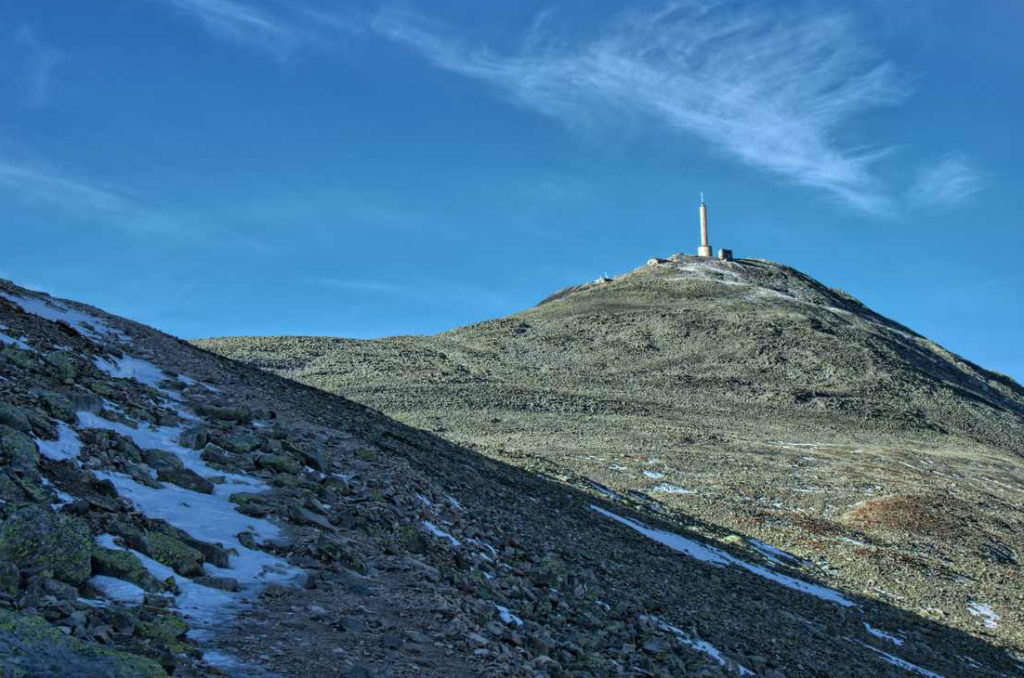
[1,0,1021,381]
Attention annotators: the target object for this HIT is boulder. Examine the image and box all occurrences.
[177,427,208,450]
[157,467,214,494]
[40,392,76,423]
[284,440,327,472]
[254,453,301,475]
[198,406,251,423]
[0,403,32,433]
[91,546,164,593]
[141,448,184,472]
[132,531,204,577]
[200,443,231,466]
[0,425,39,473]
[0,505,92,585]
[216,431,262,454]
[43,351,77,381]
[194,575,239,592]
[0,609,167,678]
[0,559,20,595]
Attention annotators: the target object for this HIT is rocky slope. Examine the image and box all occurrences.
[199,255,1024,676]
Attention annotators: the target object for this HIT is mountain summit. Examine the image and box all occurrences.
[1,257,1021,676]
[202,255,1024,672]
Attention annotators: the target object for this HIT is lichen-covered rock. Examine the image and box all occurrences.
[254,452,301,475]
[86,380,119,399]
[91,546,164,593]
[229,492,271,518]
[198,405,250,423]
[43,350,77,382]
[141,448,183,472]
[137,613,189,654]
[0,403,32,433]
[134,531,204,577]
[0,559,20,596]
[0,346,36,370]
[41,392,76,423]
[193,575,239,592]
[177,427,207,450]
[0,505,92,586]
[0,472,27,503]
[0,608,167,678]
[0,425,39,473]
[284,440,327,471]
[156,467,214,494]
[216,431,262,454]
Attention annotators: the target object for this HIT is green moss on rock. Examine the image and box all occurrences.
[91,546,164,593]
[137,614,190,654]
[0,559,19,596]
[0,404,32,434]
[0,505,92,585]
[138,532,204,577]
[0,425,40,473]
[0,608,166,678]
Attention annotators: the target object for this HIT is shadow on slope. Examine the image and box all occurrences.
[194,342,1023,678]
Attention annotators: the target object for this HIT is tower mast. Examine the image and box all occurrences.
[698,193,712,257]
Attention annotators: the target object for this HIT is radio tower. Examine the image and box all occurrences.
[697,192,712,257]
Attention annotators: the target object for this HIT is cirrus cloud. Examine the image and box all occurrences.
[373,2,910,214]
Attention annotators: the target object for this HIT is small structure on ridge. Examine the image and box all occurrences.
[696,194,734,260]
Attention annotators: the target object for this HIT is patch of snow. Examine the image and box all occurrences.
[591,506,854,607]
[416,493,432,507]
[76,412,262,490]
[0,326,32,351]
[467,537,497,558]
[642,470,665,479]
[94,354,168,387]
[35,421,83,462]
[650,483,694,495]
[96,536,239,636]
[747,538,803,566]
[0,291,125,342]
[495,604,523,627]
[864,622,904,646]
[423,520,460,546]
[641,615,753,676]
[967,602,998,629]
[78,408,301,633]
[859,642,944,678]
[609,464,628,472]
[444,494,461,510]
[587,481,623,501]
[40,477,75,506]
[94,471,293,585]
[89,575,146,606]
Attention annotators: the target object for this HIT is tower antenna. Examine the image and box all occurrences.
[700,190,704,204]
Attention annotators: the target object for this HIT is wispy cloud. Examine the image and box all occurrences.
[0,158,191,236]
[307,276,509,311]
[307,277,401,293]
[0,161,129,213]
[373,2,910,213]
[148,0,362,56]
[13,26,60,107]
[151,0,300,52]
[907,156,983,210]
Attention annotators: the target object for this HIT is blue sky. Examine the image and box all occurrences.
[1,0,1022,382]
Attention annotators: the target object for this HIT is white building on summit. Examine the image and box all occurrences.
[697,194,733,261]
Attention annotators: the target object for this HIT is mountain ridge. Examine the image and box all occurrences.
[199,255,1024,672]
[1,259,1021,676]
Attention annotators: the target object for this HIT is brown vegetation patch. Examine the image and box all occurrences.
[842,494,973,538]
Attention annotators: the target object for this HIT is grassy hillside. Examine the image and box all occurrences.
[200,255,1024,663]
